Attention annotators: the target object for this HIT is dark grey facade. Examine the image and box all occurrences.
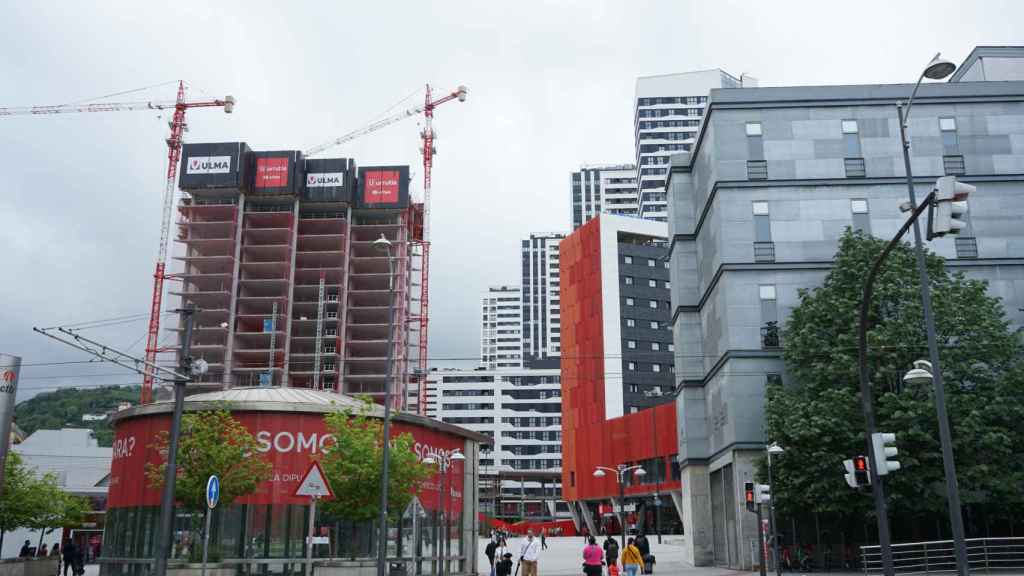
[521,233,564,365]
[617,241,675,411]
[666,75,1024,568]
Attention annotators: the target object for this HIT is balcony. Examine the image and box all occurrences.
[754,241,776,263]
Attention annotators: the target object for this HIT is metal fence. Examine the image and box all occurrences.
[861,537,1024,575]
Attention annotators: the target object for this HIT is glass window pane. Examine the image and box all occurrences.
[841,120,858,134]
[939,117,957,131]
[752,201,769,216]
[851,199,869,214]
[759,285,776,300]
[745,122,762,136]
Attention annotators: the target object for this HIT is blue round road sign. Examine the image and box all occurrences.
[206,475,220,509]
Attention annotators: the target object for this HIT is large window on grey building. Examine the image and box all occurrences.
[842,120,866,178]
[760,284,780,349]
[746,122,767,180]
[753,201,775,262]
[851,199,871,234]
[940,117,966,175]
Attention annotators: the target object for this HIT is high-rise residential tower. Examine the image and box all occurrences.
[570,164,638,230]
[480,285,524,369]
[634,69,755,221]
[521,232,565,366]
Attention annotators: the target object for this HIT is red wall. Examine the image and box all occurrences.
[560,218,679,503]
[109,411,465,511]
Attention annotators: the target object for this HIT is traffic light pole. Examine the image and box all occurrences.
[897,103,969,576]
[857,191,933,576]
[756,506,767,576]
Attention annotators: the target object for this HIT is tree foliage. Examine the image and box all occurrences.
[0,452,91,541]
[765,230,1024,522]
[320,399,432,525]
[15,386,140,446]
[146,408,272,512]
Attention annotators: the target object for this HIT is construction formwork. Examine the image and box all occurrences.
[170,144,417,406]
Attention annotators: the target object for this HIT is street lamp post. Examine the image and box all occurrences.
[766,443,784,576]
[374,234,397,576]
[424,451,465,576]
[643,390,664,544]
[894,53,969,576]
[594,464,646,551]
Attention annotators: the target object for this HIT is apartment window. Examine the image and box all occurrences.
[753,201,774,262]
[625,276,634,285]
[745,122,763,136]
[624,256,633,264]
[664,280,671,289]
[652,364,661,373]
[324,327,337,336]
[651,342,661,351]
[628,362,636,371]
[626,297,635,306]
[326,311,338,319]
[649,300,658,309]
[664,261,670,269]
[851,199,871,234]
[627,340,637,349]
[940,117,965,175]
[668,343,675,352]
[650,321,659,330]
[647,258,656,267]
[760,285,780,349]
[626,318,636,328]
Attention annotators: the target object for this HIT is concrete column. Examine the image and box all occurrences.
[679,464,713,566]
[462,440,479,575]
[281,197,300,386]
[222,194,246,388]
[579,502,598,537]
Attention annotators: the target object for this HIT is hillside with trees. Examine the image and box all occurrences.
[14,386,140,446]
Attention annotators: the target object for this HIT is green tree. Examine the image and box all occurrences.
[146,408,272,512]
[765,230,1024,527]
[320,399,432,557]
[0,452,92,551]
[26,479,91,550]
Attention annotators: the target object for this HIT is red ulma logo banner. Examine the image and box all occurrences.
[363,170,400,203]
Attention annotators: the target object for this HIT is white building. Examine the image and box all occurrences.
[480,285,524,370]
[571,164,639,230]
[634,69,755,221]
[521,233,565,365]
[426,368,569,521]
[2,428,110,559]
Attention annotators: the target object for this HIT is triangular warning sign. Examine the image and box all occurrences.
[294,461,334,498]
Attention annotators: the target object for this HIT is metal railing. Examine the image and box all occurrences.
[861,537,1024,575]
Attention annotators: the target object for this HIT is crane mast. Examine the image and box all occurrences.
[2,81,235,403]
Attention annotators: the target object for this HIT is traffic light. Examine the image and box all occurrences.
[754,483,771,504]
[871,432,901,475]
[744,481,756,512]
[843,456,871,488]
[928,176,974,239]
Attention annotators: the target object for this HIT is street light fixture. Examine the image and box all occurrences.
[765,443,783,576]
[903,360,934,387]
[594,464,646,551]
[374,233,397,576]
[423,450,465,576]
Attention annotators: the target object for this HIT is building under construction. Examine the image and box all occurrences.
[171,142,423,407]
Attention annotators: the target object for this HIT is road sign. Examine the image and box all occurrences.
[295,461,334,498]
[206,475,220,509]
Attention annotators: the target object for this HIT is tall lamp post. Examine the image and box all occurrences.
[374,234,397,576]
[856,52,968,576]
[594,464,646,551]
[643,390,664,544]
[766,443,783,576]
[424,450,466,576]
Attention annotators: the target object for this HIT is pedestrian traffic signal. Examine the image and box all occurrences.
[754,483,771,504]
[744,481,756,512]
[871,432,901,475]
[928,176,974,239]
[843,456,871,488]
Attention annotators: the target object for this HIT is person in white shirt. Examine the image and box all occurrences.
[518,530,542,576]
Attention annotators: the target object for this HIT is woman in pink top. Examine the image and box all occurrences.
[583,535,604,576]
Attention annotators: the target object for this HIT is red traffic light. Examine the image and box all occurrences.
[854,456,867,471]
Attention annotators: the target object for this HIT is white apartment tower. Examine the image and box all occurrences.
[571,164,639,230]
[634,69,755,220]
[521,233,565,365]
[481,285,524,369]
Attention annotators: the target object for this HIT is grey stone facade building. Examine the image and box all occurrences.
[666,68,1024,567]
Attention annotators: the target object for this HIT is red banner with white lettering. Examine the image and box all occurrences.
[108,411,464,511]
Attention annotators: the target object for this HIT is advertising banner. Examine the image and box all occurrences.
[302,158,351,203]
[108,411,464,511]
[179,142,249,190]
[0,354,20,494]
[356,166,410,209]
[251,151,302,195]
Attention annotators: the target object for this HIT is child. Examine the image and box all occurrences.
[496,552,514,576]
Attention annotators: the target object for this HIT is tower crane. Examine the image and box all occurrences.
[307,84,466,413]
[1,81,236,404]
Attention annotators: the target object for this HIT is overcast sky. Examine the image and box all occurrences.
[2,0,1021,401]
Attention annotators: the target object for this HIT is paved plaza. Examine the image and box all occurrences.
[476,535,743,576]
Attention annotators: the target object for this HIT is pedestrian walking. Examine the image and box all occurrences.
[486,536,500,576]
[61,541,77,576]
[634,533,653,574]
[621,538,645,576]
[496,552,514,576]
[602,535,620,576]
[582,535,604,576]
[38,544,48,557]
[541,529,548,551]
[518,530,542,576]
[20,540,32,558]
